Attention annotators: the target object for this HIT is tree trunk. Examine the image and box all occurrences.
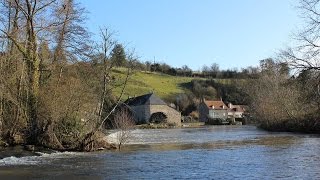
[38,119,64,150]
[25,0,41,144]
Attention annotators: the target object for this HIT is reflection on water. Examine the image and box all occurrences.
[0,126,320,180]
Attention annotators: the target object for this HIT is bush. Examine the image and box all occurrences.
[56,114,85,147]
[189,111,199,120]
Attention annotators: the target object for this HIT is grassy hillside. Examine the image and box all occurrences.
[112,68,246,104]
[112,69,198,102]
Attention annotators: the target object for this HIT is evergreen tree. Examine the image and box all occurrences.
[110,44,126,67]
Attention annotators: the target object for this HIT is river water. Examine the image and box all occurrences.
[0,126,319,180]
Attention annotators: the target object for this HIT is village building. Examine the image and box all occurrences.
[227,103,247,119]
[227,103,249,124]
[198,99,249,125]
[198,99,228,123]
[124,93,181,126]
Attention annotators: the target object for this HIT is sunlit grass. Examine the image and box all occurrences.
[111,68,241,102]
[112,68,196,101]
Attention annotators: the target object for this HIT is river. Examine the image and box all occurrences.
[0,126,319,179]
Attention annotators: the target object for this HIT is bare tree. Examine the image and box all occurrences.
[112,109,135,150]
[0,1,137,151]
[245,59,305,130]
[281,0,320,71]
[52,0,90,64]
[0,0,91,149]
[210,63,220,78]
[202,65,210,77]
[77,28,137,151]
[280,0,320,111]
[0,0,61,145]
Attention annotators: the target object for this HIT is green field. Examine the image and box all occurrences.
[112,68,198,102]
[111,68,243,103]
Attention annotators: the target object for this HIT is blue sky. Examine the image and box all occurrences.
[80,0,300,70]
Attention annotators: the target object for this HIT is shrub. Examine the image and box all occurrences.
[56,114,85,147]
[189,111,199,120]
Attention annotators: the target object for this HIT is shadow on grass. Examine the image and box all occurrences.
[178,81,193,90]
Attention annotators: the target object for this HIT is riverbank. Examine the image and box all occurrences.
[137,122,206,129]
[0,131,117,153]
[259,117,320,134]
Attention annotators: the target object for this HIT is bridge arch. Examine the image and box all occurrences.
[149,112,168,123]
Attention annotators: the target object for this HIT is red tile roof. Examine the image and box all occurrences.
[228,104,247,112]
[204,100,227,110]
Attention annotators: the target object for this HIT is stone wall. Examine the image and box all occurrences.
[130,105,181,126]
[130,105,148,124]
[149,105,181,126]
